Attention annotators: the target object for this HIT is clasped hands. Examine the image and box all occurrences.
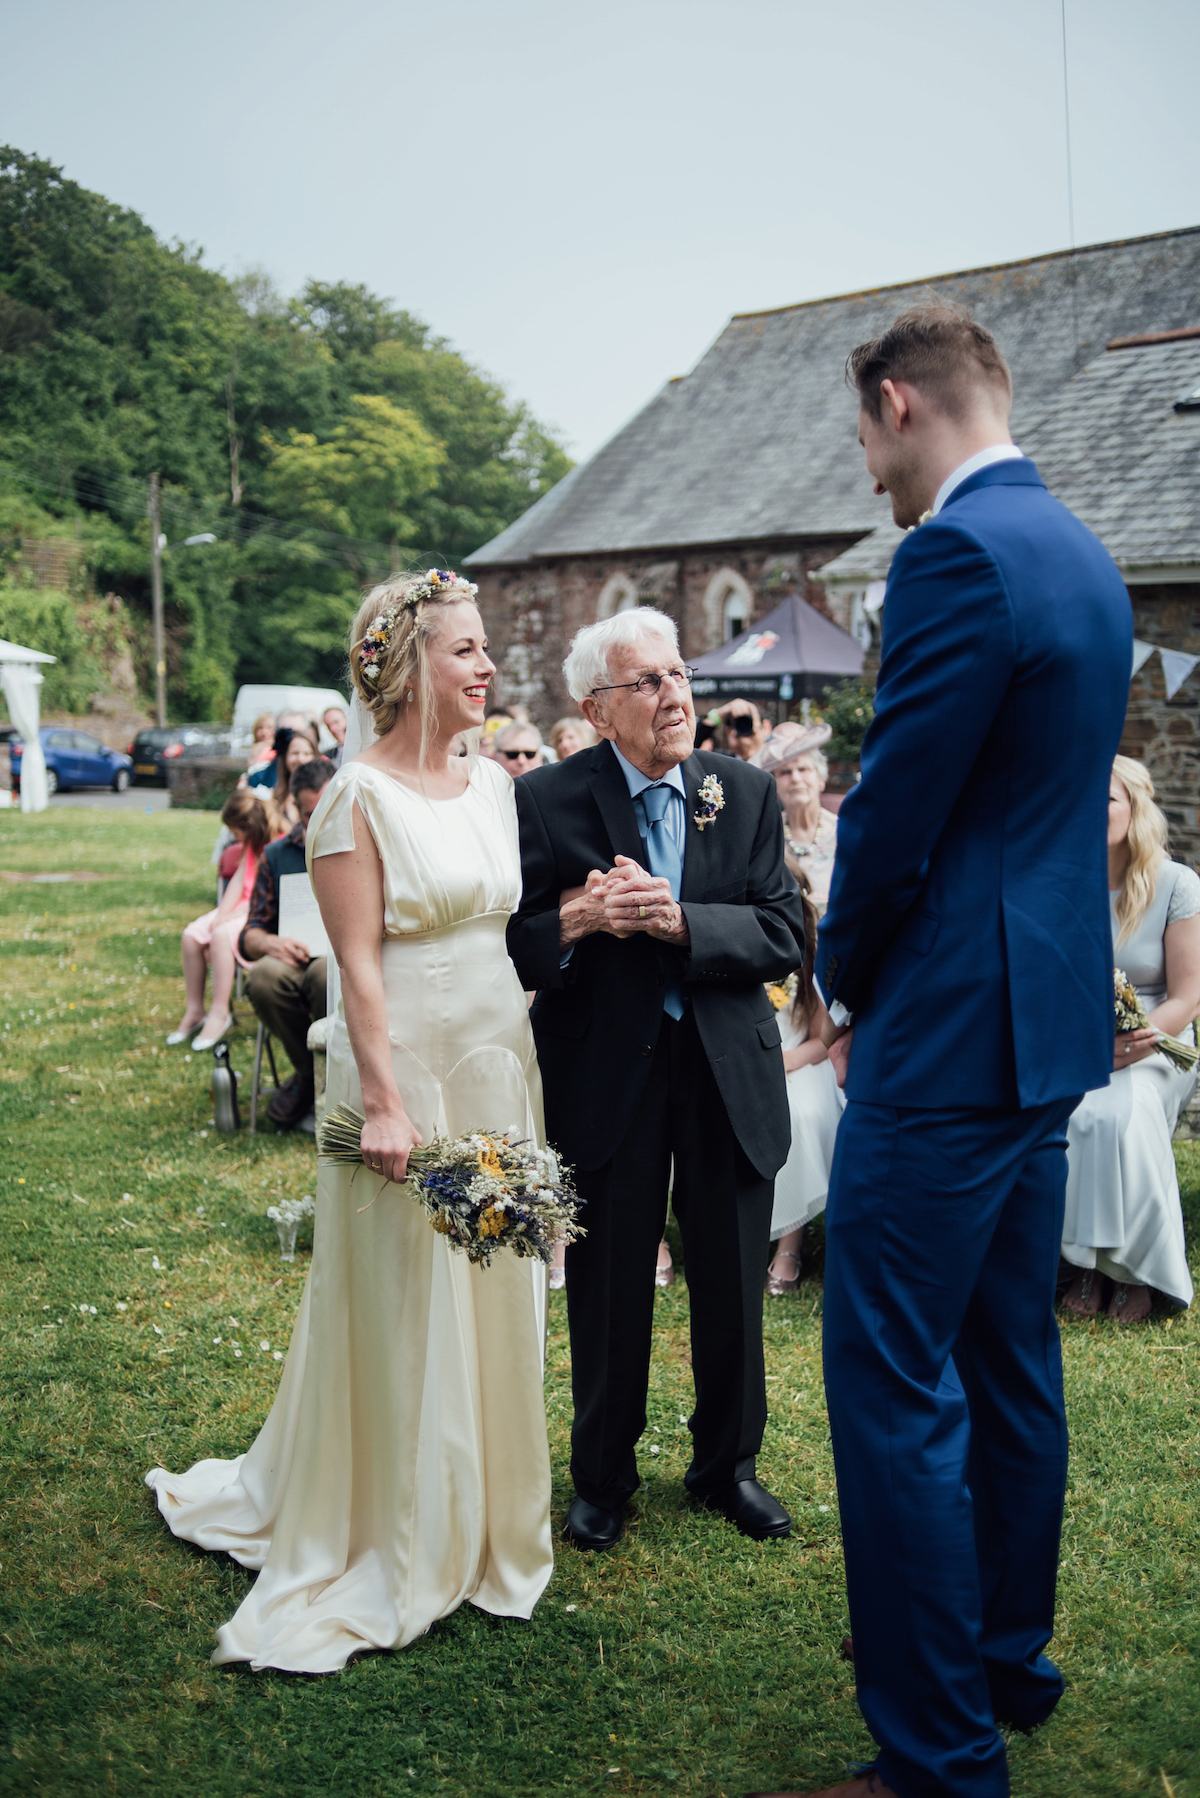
[559,854,689,948]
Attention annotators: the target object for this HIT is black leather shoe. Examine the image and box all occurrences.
[562,1495,624,1552]
[696,1478,791,1540]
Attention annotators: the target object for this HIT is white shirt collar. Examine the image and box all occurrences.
[931,443,1024,516]
[611,742,686,800]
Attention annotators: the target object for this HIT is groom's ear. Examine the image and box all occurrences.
[879,378,911,434]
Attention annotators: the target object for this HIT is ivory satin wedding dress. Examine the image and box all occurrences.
[146,754,553,1672]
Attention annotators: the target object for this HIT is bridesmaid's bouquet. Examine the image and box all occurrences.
[1114,968,1199,1073]
[317,1105,585,1268]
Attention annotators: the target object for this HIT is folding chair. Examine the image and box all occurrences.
[248,1018,281,1132]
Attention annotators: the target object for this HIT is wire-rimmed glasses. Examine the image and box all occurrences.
[590,665,697,699]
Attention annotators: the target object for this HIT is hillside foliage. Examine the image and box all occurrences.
[0,147,571,716]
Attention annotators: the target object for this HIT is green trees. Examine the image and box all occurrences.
[0,149,570,714]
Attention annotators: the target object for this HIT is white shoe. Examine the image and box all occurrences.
[191,1018,232,1052]
[166,1028,198,1046]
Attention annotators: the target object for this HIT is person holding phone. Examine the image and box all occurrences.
[707,698,771,763]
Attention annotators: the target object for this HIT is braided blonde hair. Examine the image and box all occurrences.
[1111,754,1168,946]
[348,570,480,751]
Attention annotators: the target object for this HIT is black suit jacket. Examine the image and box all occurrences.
[507,742,807,1178]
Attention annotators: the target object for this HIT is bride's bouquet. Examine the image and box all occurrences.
[317,1105,585,1268]
[1114,968,1198,1073]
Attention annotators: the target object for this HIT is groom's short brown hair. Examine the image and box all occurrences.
[847,303,1012,422]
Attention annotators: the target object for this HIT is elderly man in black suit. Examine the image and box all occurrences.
[507,608,808,1550]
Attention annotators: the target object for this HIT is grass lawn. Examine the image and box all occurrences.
[1,804,1198,1798]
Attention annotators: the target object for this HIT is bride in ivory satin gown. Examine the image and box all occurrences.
[146,571,553,1672]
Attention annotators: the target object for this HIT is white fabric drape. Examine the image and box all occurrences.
[0,664,49,811]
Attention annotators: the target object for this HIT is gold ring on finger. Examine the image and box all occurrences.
[638,904,646,918]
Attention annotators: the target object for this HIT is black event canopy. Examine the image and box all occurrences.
[689,594,864,704]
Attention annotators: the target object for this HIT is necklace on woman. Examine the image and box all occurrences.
[785,816,824,860]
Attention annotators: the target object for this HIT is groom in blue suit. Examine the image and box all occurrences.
[759,308,1131,1798]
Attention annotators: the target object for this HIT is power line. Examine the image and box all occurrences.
[1060,0,1082,364]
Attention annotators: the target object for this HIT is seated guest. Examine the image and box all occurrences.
[247,713,317,792]
[322,705,348,767]
[168,789,274,1050]
[759,721,839,910]
[1062,756,1200,1320]
[478,711,513,760]
[239,757,336,1130]
[549,715,596,760]
[765,871,846,1294]
[277,733,316,826]
[493,721,545,773]
[247,711,277,773]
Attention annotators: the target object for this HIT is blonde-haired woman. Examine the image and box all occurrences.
[147,570,553,1670]
[548,715,596,759]
[1061,756,1200,1320]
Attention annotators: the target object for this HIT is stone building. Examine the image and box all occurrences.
[467,226,1200,861]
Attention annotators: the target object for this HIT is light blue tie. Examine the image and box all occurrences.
[637,784,685,1020]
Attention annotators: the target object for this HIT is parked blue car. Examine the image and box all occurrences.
[10,727,133,796]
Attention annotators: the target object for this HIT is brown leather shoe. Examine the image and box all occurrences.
[267,1070,315,1129]
[745,1774,899,1798]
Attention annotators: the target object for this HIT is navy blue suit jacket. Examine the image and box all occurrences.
[817,458,1131,1109]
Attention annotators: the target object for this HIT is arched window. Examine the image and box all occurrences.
[723,587,750,639]
[596,573,638,620]
[702,568,753,646]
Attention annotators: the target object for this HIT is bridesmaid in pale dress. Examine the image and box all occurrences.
[764,871,846,1294]
[146,570,553,1671]
[1060,757,1200,1321]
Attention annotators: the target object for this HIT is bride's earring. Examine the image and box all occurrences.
[404,688,414,702]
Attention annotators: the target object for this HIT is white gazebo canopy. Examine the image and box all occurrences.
[0,637,57,665]
[0,637,58,812]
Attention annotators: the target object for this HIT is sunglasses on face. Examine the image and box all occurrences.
[499,747,540,761]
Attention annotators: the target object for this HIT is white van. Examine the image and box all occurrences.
[231,685,349,755]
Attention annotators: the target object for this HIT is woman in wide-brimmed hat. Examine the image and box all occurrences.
[758,721,839,910]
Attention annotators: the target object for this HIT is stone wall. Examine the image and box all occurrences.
[166,757,244,811]
[1119,582,1200,871]
[471,534,859,725]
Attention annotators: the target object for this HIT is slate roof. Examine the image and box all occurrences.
[467,227,1200,567]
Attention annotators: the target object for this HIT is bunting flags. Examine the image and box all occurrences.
[1131,639,1200,700]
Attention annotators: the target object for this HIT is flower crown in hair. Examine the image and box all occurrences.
[358,569,479,682]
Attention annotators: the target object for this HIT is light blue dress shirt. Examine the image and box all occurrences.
[559,748,688,970]
[611,744,687,867]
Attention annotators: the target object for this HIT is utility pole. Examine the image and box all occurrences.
[149,473,167,727]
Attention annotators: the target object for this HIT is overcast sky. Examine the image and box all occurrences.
[3,0,1199,461]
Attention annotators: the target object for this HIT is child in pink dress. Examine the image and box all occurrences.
[167,788,276,1050]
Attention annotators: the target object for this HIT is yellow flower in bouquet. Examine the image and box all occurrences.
[477,1138,505,1179]
[766,972,799,1012]
[316,1107,585,1268]
[1114,967,1198,1072]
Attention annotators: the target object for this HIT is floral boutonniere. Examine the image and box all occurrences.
[693,773,725,831]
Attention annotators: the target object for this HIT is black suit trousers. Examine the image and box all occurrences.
[565,1005,774,1510]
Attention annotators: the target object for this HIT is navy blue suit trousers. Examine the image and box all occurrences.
[824,1097,1078,1798]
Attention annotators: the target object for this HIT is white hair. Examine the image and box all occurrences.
[793,747,829,782]
[563,607,680,703]
[494,721,543,751]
